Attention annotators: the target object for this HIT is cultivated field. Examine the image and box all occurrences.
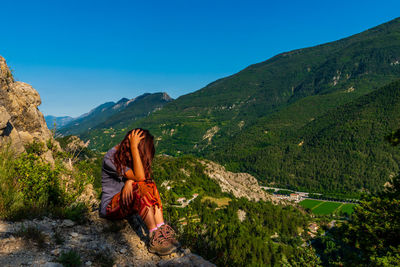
[312,202,342,215]
[299,199,323,209]
[300,199,357,215]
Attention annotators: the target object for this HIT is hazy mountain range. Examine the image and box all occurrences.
[45,92,173,135]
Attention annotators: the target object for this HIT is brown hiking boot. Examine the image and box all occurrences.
[160,224,181,248]
[148,228,176,256]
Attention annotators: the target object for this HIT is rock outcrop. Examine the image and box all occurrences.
[0,213,215,267]
[202,160,278,203]
[0,56,57,162]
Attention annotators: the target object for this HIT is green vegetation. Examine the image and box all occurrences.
[337,204,355,216]
[312,128,400,266]
[299,199,322,210]
[300,199,356,216]
[313,175,400,266]
[169,197,318,266]
[152,155,228,203]
[14,153,63,210]
[212,79,400,197]
[57,250,82,267]
[142,156,318,265]
[201,196,231,207]
[59,92,172,141]
[275,189,295,196]
[308,193,358,203]
[0,141,97,221]
[312,202,342,215]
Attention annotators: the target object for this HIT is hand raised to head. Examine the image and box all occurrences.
[129,129,145,148]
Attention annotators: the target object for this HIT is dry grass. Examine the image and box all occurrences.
[201,196,231,207]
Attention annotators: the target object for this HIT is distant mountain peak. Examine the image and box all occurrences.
[126,97,137,105]
[116,98,129,104]
[58,92,174,136]
[162,92,173,101]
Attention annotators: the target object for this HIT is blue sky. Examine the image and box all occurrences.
[1,0,399,117]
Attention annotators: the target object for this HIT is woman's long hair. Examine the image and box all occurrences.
[113,128,155,180]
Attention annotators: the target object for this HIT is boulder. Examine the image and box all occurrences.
[0,55,58,161]
[0,106,24,153]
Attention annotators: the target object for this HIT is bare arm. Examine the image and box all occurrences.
[124,169,145,182]
[124,129,146,181]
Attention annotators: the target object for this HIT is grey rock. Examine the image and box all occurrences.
[43,262,63,267]
[62,219,75,227]
[158,253,216,267]
[86,241,100,250]
[183,248,191,255]
[70,232,79,237]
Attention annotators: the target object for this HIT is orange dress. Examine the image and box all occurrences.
[105,180,162,220]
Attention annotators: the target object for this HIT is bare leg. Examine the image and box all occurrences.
[154,206,164,225]
[140,206,157,231]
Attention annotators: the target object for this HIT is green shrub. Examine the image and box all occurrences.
[52,203,89,224]
[57,250,82,267]
[46,138,55,151]
[0,141,94,221]
[75,158,102,197]
[14,153,63,207]
[25,141,45,155]
[0,146,23,219]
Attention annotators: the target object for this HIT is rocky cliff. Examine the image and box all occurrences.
[202,160,279,203]
[0,56,56,162]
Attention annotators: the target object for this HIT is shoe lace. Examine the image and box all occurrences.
[151,229,169,246]
[161,224,177,240]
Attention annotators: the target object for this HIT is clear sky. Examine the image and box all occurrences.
[1,0,399,117]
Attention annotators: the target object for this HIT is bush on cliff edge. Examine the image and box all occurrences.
[0,141,95,221]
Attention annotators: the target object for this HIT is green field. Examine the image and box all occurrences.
[300,199,357,215]
[299,199,323,209]
[312,202,342,215]
[337,203,356,215]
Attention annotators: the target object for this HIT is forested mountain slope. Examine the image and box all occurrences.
[211,79,400,196]
[79,18,400,196]
[85,17,400,154]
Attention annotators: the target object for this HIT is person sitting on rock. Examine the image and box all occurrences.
[99,128,180,255]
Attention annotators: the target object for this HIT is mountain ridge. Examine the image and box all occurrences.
[55,92,173,136]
